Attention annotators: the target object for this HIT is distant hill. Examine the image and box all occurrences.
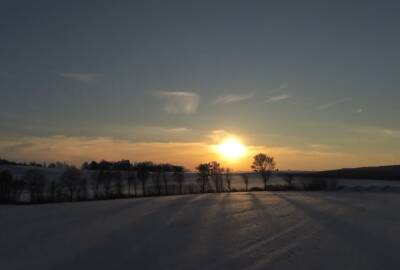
[303,165,400,180]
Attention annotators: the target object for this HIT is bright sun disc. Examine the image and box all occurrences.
[217,138,245,160]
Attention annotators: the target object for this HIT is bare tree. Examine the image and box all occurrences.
[196,163,210,193]
[92,171,105,199]
[60,167,81,201]
[23,169,47,202]
[113,171,123,198]
[209,161,224,193]
[152,170,162,196]
[162,171,169,195]
[283,173,294,187]
[137,164,150,196]
[77,177,88,200]
[251,153,276,191]
[240,173,249,192]
[173,166,185,194]
[225,168,232,192]
[127,172,138,197]
[103,171,114,198]
[11,177,25,202]
[48,180,58,202]
[0,170,13,202]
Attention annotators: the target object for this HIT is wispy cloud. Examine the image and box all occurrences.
[265,94,291,103]
[59,72,98,83]
[310,144,334,150]
[140,126,190,133]
[156,91,200,114]
[382,128,400,137]
[353,126,400,138]
[356,107,364,113]
[214,93,254,104]
[267,83,289,94]
[317,97,351,110]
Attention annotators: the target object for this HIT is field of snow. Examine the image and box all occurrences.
[1,192,400,270]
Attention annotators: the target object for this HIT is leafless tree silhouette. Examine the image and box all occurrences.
[240,173,249,192]
[196,163,210,193]
[0,170,13,202]
[60,167,81,201]
[283,173,294,187]
[251,153,276,191]
[127,172,138,197]
[173,166,185,194]
[225,168,232,192]
[162,171,169,195]
[209,161,224,193]
[137,163,150,196]
[152,169,163,196]
[23,169,47,202]
[92,170,105,199]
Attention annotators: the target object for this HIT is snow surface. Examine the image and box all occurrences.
[1,192,400,270]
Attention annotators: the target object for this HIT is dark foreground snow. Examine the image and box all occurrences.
[1,192,400,270]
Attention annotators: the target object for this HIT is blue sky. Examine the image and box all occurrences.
[1,0,400,170]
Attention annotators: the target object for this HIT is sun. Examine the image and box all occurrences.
[216,138,246,160]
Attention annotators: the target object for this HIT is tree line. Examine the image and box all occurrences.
[1,153,333,204]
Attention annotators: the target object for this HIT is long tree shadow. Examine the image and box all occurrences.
[38,194,207,270]
[207,192,310,270]
[274,192,400,269]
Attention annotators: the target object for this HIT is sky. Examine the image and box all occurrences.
[1,0,400,171]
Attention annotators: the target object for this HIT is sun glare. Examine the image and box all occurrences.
[217,138,246,160]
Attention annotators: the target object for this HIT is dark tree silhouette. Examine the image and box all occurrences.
[127,172,138,197]
[136,163,150,196]
[225,168,232,192]
[251,153,276,191]
[60,167,81,201]
[92,170,105,199]
[103,171,114,198]
[283,173,294,187]
[48,180,58,202]
[113,171,123,198]
[11,177,25,202]
[77,177,88,200]
[23,169,47,202]
[196,163,210,193]
[240,173,249,192]
[209,161,224,192]
[0,170,13,202]
[162,171,169,195]
[173,166,185,194]
[152,169,163,196]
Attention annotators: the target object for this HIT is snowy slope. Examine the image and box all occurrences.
[1,192,400,270]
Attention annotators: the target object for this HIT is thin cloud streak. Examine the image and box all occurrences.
[353,126,400,138]
[265,94,291,103]
[317,97,352,110]
[267,83,289,94]
[59,72,97,83]
[156,91,200,114]
[140,126,190,133]
[214,93,254,104]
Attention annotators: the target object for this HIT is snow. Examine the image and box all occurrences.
[1,192,400,269]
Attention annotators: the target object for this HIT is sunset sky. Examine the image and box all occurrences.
[1,1,400,171]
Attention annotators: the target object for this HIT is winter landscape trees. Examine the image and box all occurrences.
[0,153,339,204]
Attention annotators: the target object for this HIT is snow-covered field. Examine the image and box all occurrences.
[1,192,400,270]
